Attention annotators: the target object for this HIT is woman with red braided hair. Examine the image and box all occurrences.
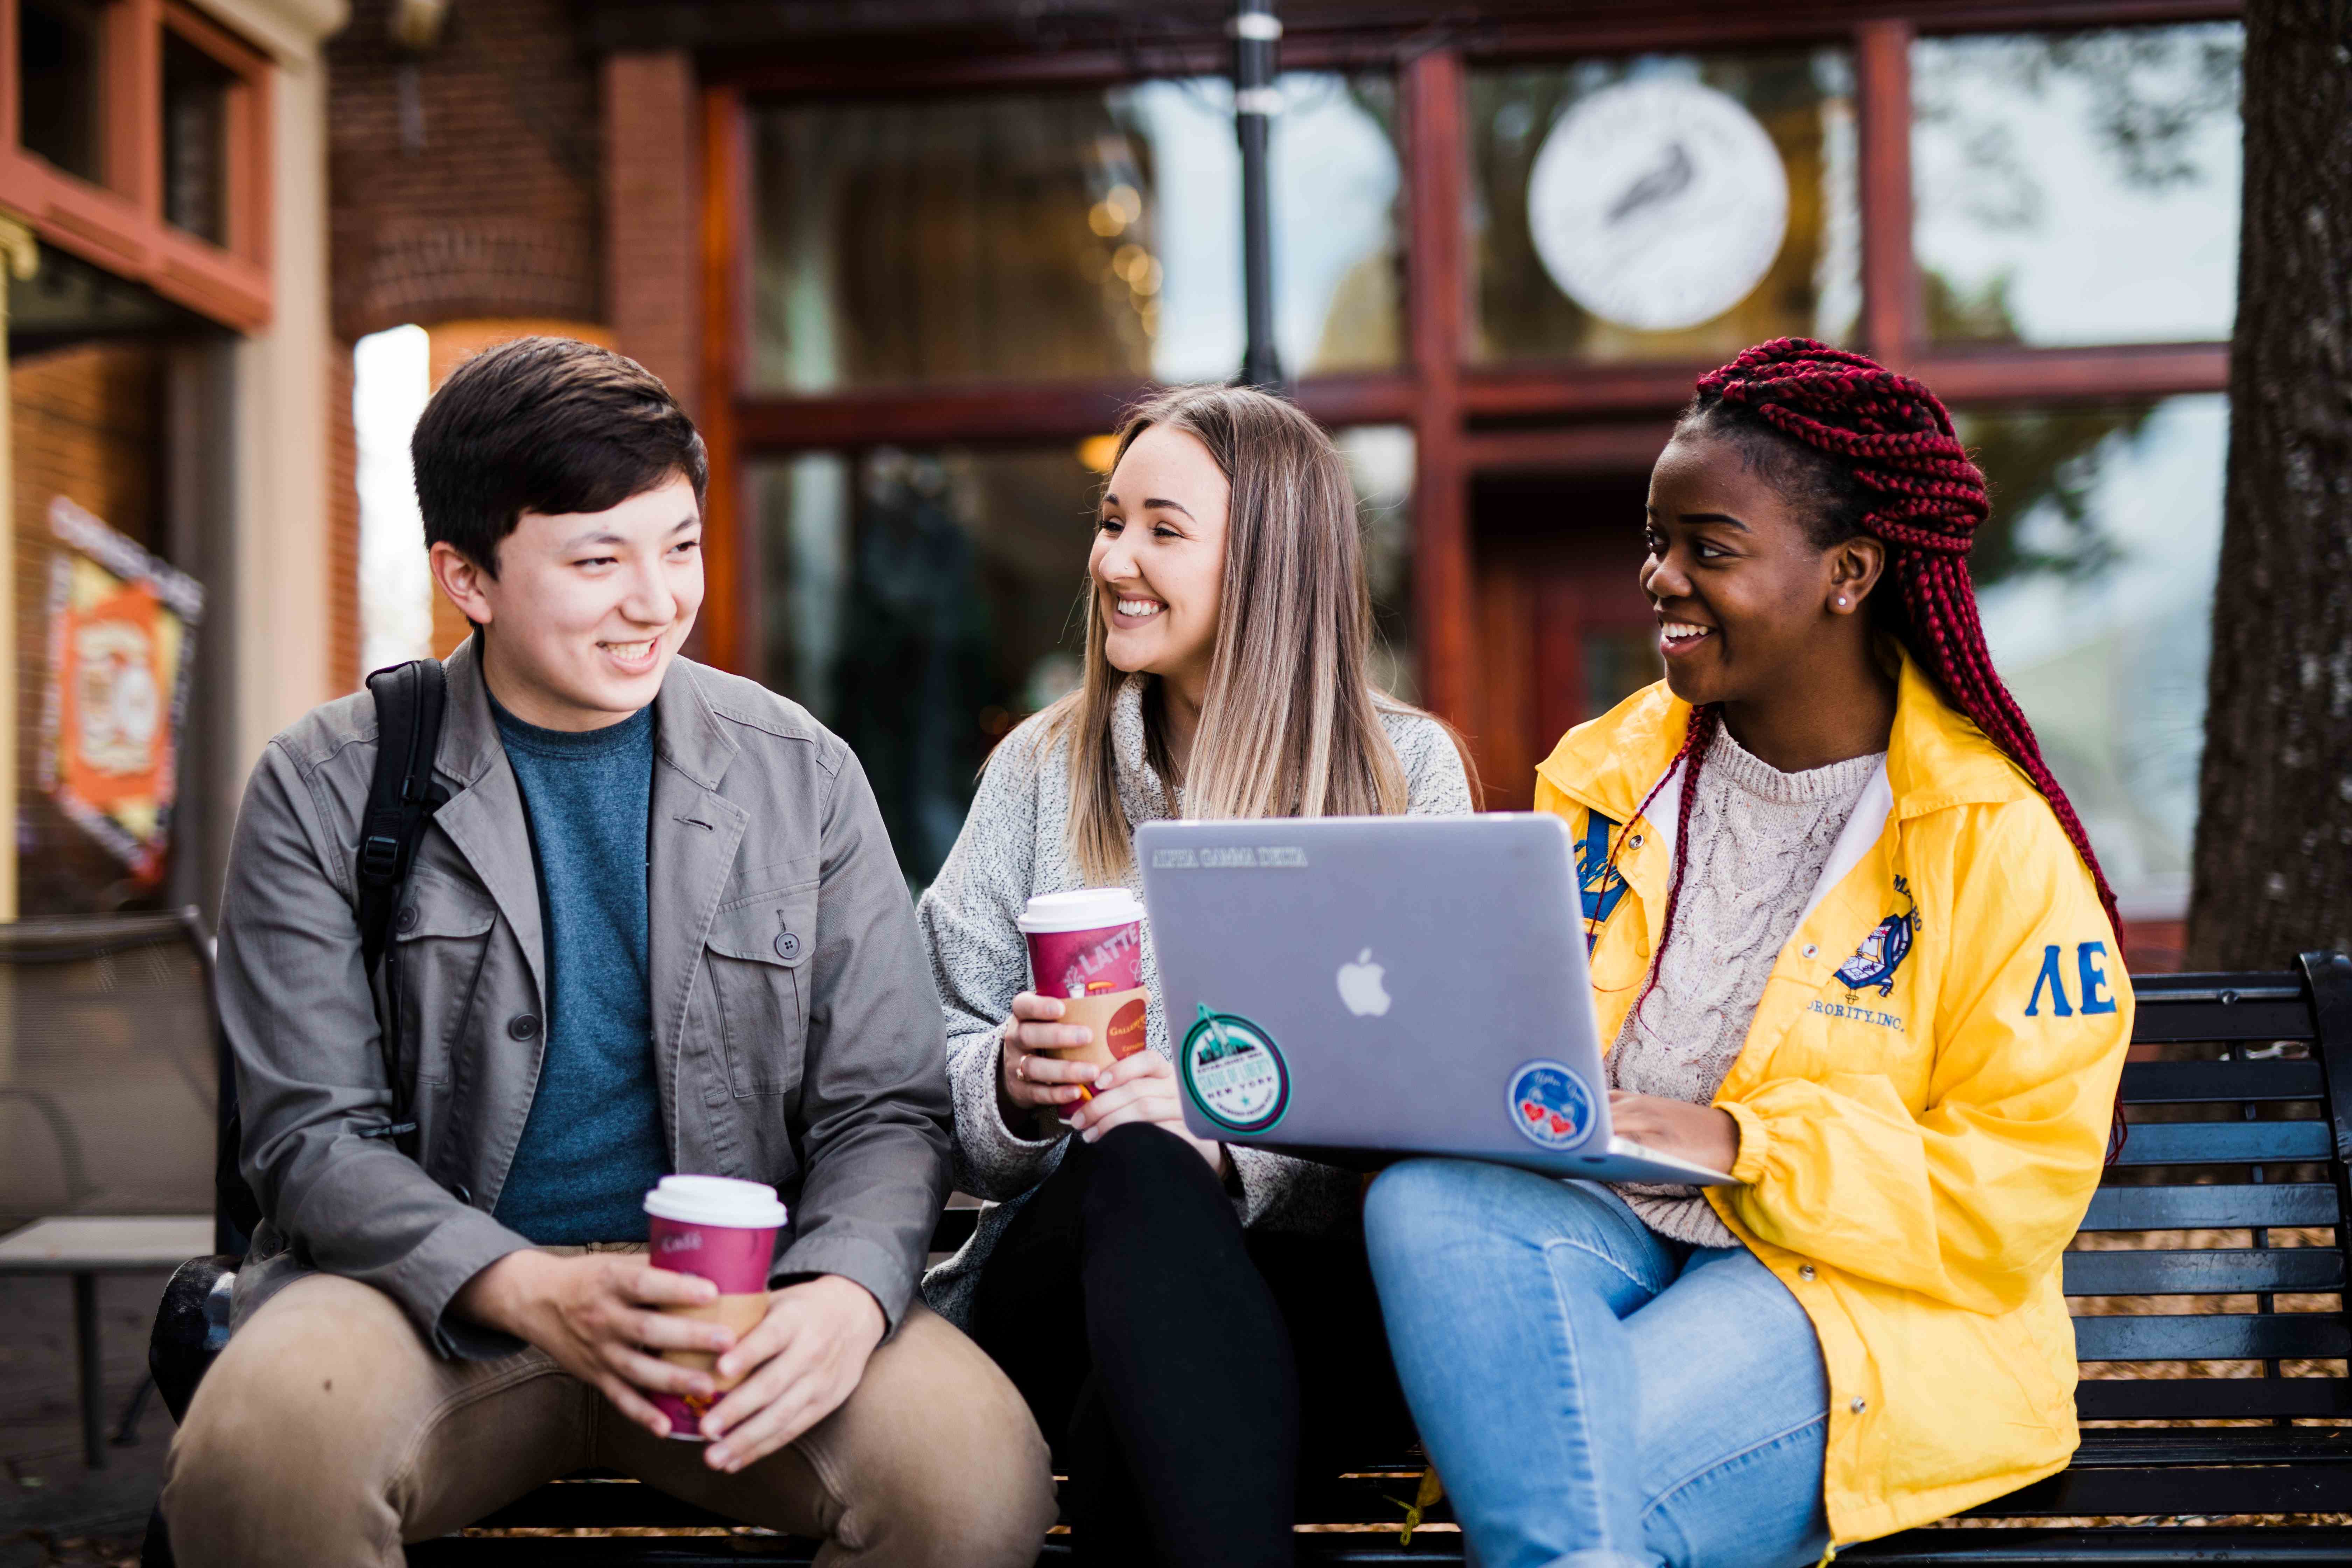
[1364,339,2133,1567]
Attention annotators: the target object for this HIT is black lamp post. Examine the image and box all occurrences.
[1232,0,1283,391]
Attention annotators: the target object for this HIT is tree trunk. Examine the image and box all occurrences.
[2185,0,2352,969]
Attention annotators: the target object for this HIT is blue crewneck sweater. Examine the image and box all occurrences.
[488,697,667,1243]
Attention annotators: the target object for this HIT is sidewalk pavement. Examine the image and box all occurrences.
[0,1267,173,1568]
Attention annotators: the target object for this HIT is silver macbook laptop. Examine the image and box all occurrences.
[1136,814,1733,1185]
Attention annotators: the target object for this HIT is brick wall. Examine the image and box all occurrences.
[603,52,699,415]
[13,346,164,556]
[328,0,602,340]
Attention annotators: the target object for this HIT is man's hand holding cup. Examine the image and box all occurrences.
[637,1176,790,1443]
[453,1248,742,1438]
[635,1176,885,1472]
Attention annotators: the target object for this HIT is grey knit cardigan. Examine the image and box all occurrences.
[917,676,1475,1328]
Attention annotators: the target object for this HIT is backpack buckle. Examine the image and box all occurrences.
[359,832,404,884]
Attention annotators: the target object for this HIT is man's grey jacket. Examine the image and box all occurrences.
[218,637,952,1358]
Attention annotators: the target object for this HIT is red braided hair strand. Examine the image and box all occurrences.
[1604,702,1721,1024]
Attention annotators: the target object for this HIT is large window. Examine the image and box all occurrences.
[161,25,236,245]
[733,68,1418,881]
[8,257,231,918]
[1968,395,2227,919]
[704,8,2240,939]
[1343,426,1418,705]
[1469,50,1860,364]
[1912,24,2241,346]
[751,428,1418,886]
[753,446,1096,881]
[18,0,106,185]
[749,72,1401,393]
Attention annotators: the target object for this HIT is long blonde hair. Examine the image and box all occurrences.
[1037,385,1448,883]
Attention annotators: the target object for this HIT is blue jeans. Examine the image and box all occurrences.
[1364,1161,1831,1568]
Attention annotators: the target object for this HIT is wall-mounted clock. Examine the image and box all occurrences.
[1527,78,1791,333]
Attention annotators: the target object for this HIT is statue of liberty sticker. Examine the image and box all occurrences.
[1180,1005,1290,1134]
[1507,1060,1596,1152]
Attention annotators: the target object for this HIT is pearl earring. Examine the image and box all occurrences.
[1835,595,1848,608]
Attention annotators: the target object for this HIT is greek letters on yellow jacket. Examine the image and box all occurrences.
[1536,649,2132,1548]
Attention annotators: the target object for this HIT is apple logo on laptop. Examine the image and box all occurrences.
[1337,949,1391,1017]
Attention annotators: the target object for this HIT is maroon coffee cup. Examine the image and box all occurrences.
[1017,890,1149,1120]
[1017,888,1146,1001]
[642,1175,787,1440]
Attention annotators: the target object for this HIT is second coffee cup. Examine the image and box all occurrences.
[1017,889,1150,1110]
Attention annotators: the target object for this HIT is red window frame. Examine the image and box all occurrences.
[0,0,272,331]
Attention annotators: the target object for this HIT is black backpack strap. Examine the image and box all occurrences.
[215,660,451,1241]
[358,659,448,972]
[355,658,449,1152]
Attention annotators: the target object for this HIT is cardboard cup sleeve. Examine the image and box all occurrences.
[659,1290,771,1391]
[1046,986,1152,1070]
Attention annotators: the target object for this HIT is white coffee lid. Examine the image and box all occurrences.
[643,1174,788,1229]
[1016,888,1146,934]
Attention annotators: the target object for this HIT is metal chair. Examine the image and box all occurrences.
[0,908,224,1468]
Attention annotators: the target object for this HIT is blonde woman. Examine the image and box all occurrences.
[918,386,1472,1565]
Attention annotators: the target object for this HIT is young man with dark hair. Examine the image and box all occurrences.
[161,338,1055,1566]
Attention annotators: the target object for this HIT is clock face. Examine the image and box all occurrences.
[1526,78,1791,334]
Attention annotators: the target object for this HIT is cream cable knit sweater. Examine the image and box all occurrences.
[1610,726,1883,1247]
[918,677,1475,1329]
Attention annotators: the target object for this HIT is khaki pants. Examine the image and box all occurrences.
[160,1268,1057,1568]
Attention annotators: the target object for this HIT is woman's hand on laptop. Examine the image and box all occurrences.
[1607,1091,1741,1174]
[1000,992,1105,1116]
[1067,1051,1228,1177]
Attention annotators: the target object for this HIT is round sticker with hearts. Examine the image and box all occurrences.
[1506,1060,1596,1153]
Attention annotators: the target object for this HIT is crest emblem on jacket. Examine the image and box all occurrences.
[1834,876,1919,997]
[1575,812,1628,953]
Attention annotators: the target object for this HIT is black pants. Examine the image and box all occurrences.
[968,1123,1411,1568]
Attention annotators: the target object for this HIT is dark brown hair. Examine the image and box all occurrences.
[412,336,708,575]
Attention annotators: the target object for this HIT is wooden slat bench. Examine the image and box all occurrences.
[1844,951,2352,1564]
[154,951,2352,1566]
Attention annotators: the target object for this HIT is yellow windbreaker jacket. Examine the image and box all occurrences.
[1535,650,2133,1548]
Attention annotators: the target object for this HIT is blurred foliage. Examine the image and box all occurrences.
[1960,404,2148,590]
[1910,24,2236,588]
[1913,23,2241,241]
[1922,267,2022,344]
[1928,273,2148,592]
[2025,28,2243,190]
